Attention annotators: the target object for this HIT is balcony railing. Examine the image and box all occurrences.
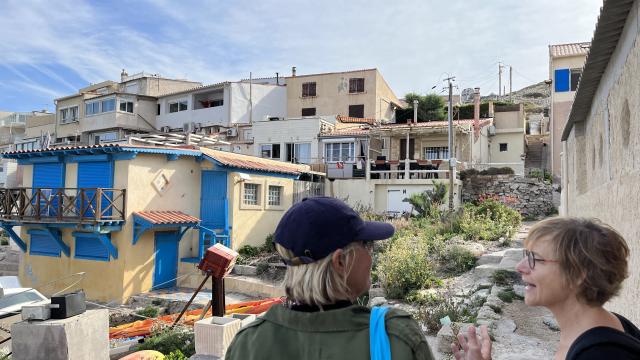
[368,159,457,180]
[0,188,126,223]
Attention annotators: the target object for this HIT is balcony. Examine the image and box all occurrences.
[0,188,126,224]
[368,158,457,180]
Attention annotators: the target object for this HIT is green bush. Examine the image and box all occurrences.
[135,306,159,319]
[497,288,523,303]
[414,292,478,334]
[402,183,447,218]
[238,244,261,257]
[460,200,521,241]
[136,327,195,357]
[376,235,442,299]
[479,167,514,175]
[0,238,8,246]
[261,233,275,253]
[440,246,477,275]
[491,270,520,286]
[166,350,188,360]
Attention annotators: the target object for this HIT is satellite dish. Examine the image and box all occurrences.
[461,88,475,104]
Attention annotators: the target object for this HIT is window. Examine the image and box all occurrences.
[85,101,100,116]
[268,185,282,206]
[210,99,224,107]
[101,98,115,112]
[75,233,109,261]
[169,100,188,113]
[554,68,570,92]
[570,69,582,91]
[260,144,281,159]
[243,129,253,141]
[499,143,508,152]
[93,131,118,145]
[325,142,355,162]
[349,78,365,93]
[119,101,134,113]
[423,146,449,160]
[60,106,79,123]
[302,82,316,97]
[286,143,311,163]
[243,183,260,205]
[301,107,316,116]
[348,104,364,118]
[29,231,60,257]
[157,104,161,115]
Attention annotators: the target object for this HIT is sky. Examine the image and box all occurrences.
[0,0,603,112]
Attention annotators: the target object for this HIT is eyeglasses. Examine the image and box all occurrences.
[523,249,559,269]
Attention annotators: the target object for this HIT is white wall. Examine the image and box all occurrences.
[252,117,324,162]
[229,83,286,124]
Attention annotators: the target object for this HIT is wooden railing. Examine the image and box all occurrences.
[0,188,126,223]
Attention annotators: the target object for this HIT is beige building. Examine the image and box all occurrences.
[285,68,403,122]
[54,72,200,145]
[561,0,640,324]
[549,42,589,181]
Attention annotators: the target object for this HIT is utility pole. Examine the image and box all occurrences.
[509,66,513,102]
[445,77,455,211]
[498,62,503,98]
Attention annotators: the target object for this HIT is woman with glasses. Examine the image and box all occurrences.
[226,197,434,359]
[452,217,640,359]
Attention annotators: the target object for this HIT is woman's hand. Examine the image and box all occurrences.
[451,325,492,360]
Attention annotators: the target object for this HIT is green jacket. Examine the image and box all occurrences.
[225,304,434,360]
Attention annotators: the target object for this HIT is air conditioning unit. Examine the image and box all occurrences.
[161,126,171,133]
[226,128,237,137]
[488,125,496,136]
[194,123,202,132]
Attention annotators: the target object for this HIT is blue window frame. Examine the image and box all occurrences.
[554,69,570,92]
[29,230,61,257]
[74,233,110,261]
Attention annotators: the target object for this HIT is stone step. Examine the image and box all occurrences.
[476,254,503,266]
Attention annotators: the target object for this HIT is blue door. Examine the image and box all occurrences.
[153,232,178,289]
[77,161,114,217]
[32,163,65,216]
[200,171,228,250]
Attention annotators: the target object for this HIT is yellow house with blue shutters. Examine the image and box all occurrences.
[0,144,321,302]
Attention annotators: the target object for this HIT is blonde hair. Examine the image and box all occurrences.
[277,242,359,307]
[525,217,629,306]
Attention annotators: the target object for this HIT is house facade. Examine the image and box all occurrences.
[0,111,29,187]
[0,144,320,303]
[285,68,403,122]
[549,42,589,181]
[560,0,639,324]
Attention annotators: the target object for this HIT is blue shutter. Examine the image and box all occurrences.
[554,69,570,92]
[200,171,227,230]
[74,233,110,261]
[29,231,61,257]
[77,161,114,217]
[33,163,65,188]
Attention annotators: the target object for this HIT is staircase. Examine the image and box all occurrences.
[525,135,549,171]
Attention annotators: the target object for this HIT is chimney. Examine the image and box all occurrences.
[291,66,296,77]
[120,69,128,82]
[473,87,480,122]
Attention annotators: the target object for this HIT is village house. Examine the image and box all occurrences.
[54,71,201,146]
[548,42,589,181]
[560,0,640,324]
[155,81,286,155]
[0,143,322,303]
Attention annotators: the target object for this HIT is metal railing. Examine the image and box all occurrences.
[0,188,126,223]
[368,159,457,180]
[293,181,325,204]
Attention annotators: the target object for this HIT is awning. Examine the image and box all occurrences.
[133,211,201,245]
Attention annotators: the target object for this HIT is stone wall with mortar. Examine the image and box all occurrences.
[462,175,554,218]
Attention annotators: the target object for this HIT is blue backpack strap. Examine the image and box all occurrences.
[370,306,391,360]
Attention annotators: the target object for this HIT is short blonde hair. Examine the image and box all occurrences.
[525,217,629,306]
[277,242,359,307]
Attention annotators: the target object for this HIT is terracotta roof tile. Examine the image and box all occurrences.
[2,143,200,156]
[378,119,492,129]
[336,115,377,125]
[549,42,590,58]
[135,211,200,225]
[200,147,312,175]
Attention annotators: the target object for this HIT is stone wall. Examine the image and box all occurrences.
[462,175,554,219]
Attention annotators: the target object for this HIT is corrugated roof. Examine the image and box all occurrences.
[562,0,635,141]
[2,143,201,157]
[135,211,200,225]
[336,115,377,125]
[200,147,312,175]
[549,42,591,58]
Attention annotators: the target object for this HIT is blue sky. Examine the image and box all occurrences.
[0,0,603,112]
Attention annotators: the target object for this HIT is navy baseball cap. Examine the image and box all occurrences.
[274,197,394,265]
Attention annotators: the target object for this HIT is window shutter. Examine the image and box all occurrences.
[75,233,110,261]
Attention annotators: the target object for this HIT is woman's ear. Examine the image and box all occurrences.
[331,249,346,274]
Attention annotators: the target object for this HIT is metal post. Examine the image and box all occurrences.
[509,66,513,102]
[212,277,225,317]
[447,78,455,211]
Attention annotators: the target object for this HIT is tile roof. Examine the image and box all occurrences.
[549,42,591,58]
[135,211,200,225]
[378,119,492,130]
[200,147,312,175]
[336,115,377,125]
[320,127,371,137]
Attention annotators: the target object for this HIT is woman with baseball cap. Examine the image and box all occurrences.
[226,197,434,360]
